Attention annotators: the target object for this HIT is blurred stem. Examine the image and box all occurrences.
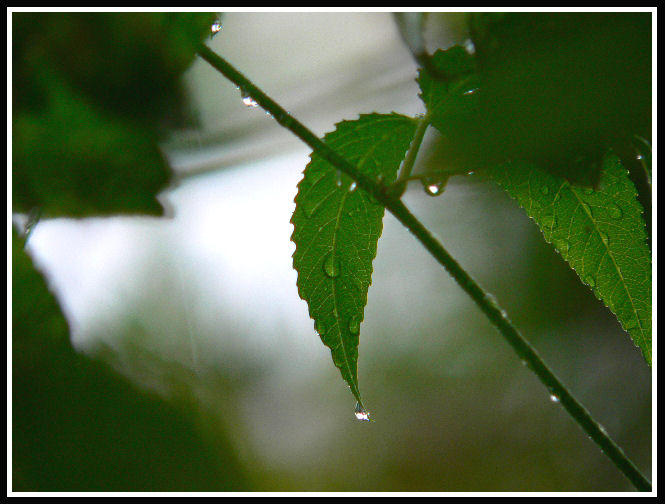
[197,45,651,492]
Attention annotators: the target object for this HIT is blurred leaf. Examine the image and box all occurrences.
[488,153,652,364]
[12,12,216,217]
[12,229,248,490]
[420,13,651,186]
[291,114,416,407]
[470,12,651,185]
[13,12,217,125]
[13,80,171,217]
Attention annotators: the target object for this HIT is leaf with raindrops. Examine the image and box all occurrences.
[488,153,652,364]
[291,113,417,415]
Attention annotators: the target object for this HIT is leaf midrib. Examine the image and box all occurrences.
[328,140,386,406]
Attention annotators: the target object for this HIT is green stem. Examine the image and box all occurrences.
[196,45,651,492]
[396,113,430,183]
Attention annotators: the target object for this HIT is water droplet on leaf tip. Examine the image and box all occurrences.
[463,38,476,54]
[349,181,357,192]
[323,254,341,278]
[550,394,560,403]
[354,402,371,422]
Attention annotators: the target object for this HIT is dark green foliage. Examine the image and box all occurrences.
[12,230,248,491]
[424,13,651,186]
[12,12,216,217]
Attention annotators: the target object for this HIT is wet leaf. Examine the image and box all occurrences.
[12,12,216,217]
[489,153,652,364]
[291,113,416,406]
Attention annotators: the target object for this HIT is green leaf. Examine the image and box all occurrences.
[12,12,217,217]
[421,14,651,186]
[291,113,417,408]
[13,82,171,217]
[488,153,652,364]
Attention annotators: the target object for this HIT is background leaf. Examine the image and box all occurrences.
[12,12,216,217]
[291,113,416,408]
[420,13,651,186]
[488,154,652,364]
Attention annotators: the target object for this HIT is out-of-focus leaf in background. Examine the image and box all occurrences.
[422,13,651,187]
[489,154,652,364]
[12,229,249,491]
[12,12,216,217]
[291,113,416,409]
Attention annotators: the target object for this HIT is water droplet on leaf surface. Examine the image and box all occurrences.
[323,254,340,278]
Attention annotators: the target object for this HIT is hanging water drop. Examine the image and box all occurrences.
[239,88,258,108]
[354,402,371,422]
[323,253,341,278]
[550,394,560,403]
[210,18,222,38]
[349,181,357,192]
[463,38,476,54]
[421,177,446,197]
